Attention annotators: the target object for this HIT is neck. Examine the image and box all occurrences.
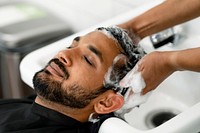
[35,96,93,122]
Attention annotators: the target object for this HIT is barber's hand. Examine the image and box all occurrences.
[137,51,176,95]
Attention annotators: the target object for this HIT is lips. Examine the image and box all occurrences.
[46,59,69,79]
[46,62,61,76]
[45,58,70,79]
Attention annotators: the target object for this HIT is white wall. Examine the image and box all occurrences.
[0,0,163,42]
[16,0,154,32]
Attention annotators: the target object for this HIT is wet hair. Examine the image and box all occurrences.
[96,26,146,95]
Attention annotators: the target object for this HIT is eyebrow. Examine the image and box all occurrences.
[88,45,103,63]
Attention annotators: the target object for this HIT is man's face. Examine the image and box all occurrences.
[33,31,122,108]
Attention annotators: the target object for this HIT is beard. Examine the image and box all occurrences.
[33,58,107,108]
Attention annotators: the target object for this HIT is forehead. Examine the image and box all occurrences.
[80,31,121,56]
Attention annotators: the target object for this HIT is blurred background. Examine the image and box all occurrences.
[0,0,152,99]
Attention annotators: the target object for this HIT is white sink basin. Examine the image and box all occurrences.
[20,1,200,133]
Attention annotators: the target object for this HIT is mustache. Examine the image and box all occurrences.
[47,58,69,79]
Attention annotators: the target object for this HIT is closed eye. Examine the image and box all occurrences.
[84,56,93,66]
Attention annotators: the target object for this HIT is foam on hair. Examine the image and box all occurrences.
[96,26,145,94]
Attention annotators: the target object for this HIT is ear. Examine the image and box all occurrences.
[94,91,124,114]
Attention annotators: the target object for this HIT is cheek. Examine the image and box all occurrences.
[76,71,105,89]
[69,63,108,89]
[82,73,104,89]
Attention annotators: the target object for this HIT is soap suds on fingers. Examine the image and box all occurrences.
[115,64,151,118]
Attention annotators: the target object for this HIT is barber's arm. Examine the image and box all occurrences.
[140,47,200,94]
[119,0,200,39]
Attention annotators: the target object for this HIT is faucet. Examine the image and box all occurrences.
[150,26,184,48]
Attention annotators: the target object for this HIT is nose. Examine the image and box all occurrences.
[57,49,72,67]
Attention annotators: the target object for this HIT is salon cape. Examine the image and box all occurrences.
[0,96,90,133]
